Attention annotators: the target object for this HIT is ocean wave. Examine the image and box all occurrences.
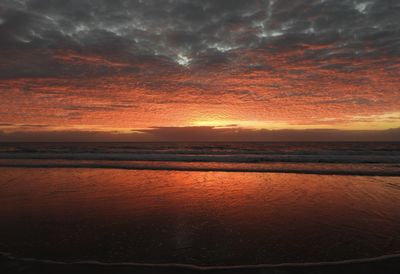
[1,152,400,164]
[1,160,399,176]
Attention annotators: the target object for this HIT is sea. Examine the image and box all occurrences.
[0,142,400,274]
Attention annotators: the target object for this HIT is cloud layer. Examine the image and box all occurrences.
[0,0,399,139]
[1,127,399,142]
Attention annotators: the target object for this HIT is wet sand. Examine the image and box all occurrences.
[1,168,400,273]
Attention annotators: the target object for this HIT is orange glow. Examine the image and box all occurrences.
[0,48,399,137]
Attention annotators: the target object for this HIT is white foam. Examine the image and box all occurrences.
[1,251,400,270]
[0,160,399,176]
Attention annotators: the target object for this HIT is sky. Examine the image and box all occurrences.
[0,0,399,141]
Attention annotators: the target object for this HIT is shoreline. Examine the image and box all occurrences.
[0,159,400,177]
[1,162,400,176]
[2,251,400,274]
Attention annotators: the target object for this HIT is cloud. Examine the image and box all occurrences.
[1,0,399,70]
[1,127,399,142]
[0,0,399,132]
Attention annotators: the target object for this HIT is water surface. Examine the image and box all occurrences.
[1,168,399,266]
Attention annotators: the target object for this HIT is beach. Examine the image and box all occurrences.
[1,169,400,270]
[0,142,400,273]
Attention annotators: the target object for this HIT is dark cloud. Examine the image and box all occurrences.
[0,0,399,76]
[139,126,400,142]
[1,127,399,142]
[0,123,51,129]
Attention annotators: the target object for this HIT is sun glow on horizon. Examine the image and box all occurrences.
[190,118,288,129]
[187,112,400,131]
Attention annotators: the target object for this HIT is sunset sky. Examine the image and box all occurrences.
[0,0,399,141]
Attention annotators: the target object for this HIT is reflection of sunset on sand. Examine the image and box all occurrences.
[1,168,400,266]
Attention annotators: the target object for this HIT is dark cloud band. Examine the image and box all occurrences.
[1,0,399,71]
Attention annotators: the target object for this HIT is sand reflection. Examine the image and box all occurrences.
[0,168,400,265]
